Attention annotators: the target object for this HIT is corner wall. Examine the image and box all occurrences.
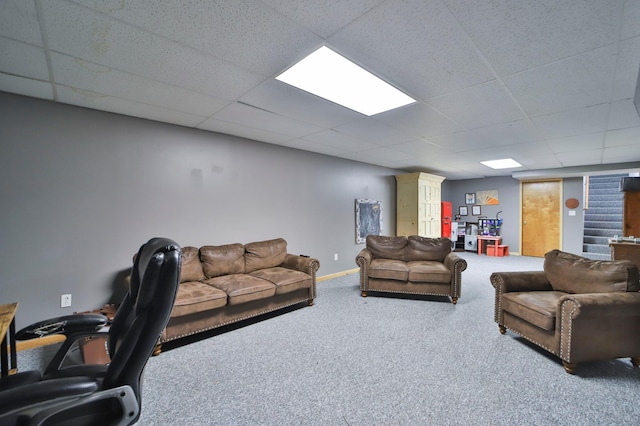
[0,92,398,327]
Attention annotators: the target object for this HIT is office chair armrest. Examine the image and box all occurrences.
[16,314,108,340]
[26,385,140,426]
[0,376,99,415]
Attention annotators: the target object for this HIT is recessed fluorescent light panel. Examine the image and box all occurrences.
[481,158,523,169]
[276,46,416,116]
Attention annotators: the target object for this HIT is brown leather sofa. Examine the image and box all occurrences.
[156,238,319,352]
[491,249,640,374]
[355,235,467,304]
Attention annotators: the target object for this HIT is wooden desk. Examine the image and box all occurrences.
[0,302,18,376]
[477,235,501,255]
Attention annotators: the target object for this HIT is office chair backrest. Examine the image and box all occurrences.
[102,237,181,406]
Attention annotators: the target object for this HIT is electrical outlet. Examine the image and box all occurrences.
[334,253,339,261]
[61,294,72,308]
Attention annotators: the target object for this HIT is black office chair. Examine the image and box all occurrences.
[0,237,181,425]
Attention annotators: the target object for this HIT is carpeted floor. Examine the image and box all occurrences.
[138,253,640,425]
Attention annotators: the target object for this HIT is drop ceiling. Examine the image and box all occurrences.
[2,0,640,180]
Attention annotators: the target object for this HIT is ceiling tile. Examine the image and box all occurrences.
[0,38,49,80]
[605,126,640,147]
[427,119,541,153]
[608,99,640,130]
[298,129,374,153]
[334,118,414,147]
[445,0,619,76]
[342,146,413,165]
[556,149,603,166]
[328,0,494,99]
[603,144,640,162]
[515,153,563,169]
[391,140,448,159]
[547,132,605,153]
[0,73,53,100]
[50,52,228,116]
[611,35,640,101]
[621,0,640,40]
[239,80,362,128]
[285,137,354,157]
[197,117,291,145]
[428,80,526,130]
[376,103,465,139]
[532,104,610,139]
[40,1,265,99]
[260,0,385,39]
[0,0,42,45]
[505,45,617,116]
[57,86,207,127]
[73,0,322,76]
[212,102,323,138]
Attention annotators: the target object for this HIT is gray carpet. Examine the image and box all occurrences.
[138,253,640,425]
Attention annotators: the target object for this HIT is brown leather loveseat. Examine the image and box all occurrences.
[491,249,640,374]
[355,235,467,304]
[156,238,319,352]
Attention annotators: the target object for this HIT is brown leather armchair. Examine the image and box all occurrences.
[491,249,640,374]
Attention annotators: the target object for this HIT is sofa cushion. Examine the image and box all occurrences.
[179,246,206,283]
[366,235,408,261]
[244,238,287,273]
[200,243,245,278]
[368,258,409,281]
[544,249,640,294]
[250,267,312,295]
[501,291,565,331]
[407,261,451,283]
[171,281,227,318]
[406,236,451,261]
[205,275,276,305]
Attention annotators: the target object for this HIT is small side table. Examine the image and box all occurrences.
[477,235,501,255]
[610,242,640,268]
[0,302,18,377]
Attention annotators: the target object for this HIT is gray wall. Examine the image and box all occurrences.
[442,177,522,250]
[1,91,590,329]
[561,177,585,255]
[0,92,398,328]
[442,177,585,255]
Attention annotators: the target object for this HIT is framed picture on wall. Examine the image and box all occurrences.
[465,193,476,204]
[472,205,481,216]
[355,199,383,244]
[459,206,468,216]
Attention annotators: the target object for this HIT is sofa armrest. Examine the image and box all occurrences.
[355,248,372,267]
[443,252,467,273]
[559,292,640,318]
[490,271,552,293]
[282,254,320,299]
[355,249,373,292]
[282,253,320,275]
[443,253,467,301]
[558,292,640,363]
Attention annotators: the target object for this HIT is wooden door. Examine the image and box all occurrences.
[418,178,441,237]
[521,180,561,257]
[623,192,640,237]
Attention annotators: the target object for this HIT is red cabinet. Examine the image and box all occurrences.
[441,201,452,238]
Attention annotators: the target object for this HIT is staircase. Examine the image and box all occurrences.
[582,174,625,260]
